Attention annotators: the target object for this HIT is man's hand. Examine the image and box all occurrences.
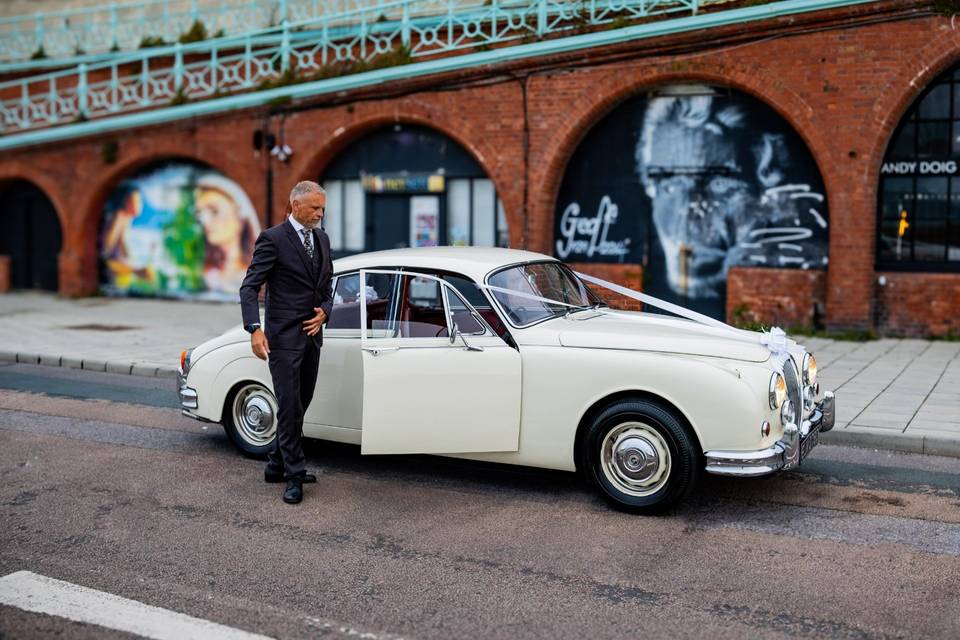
[302,307,327,336]
[251,328,270,360]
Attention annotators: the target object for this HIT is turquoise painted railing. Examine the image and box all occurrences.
[0,0,710,133]
[0,0,389,63]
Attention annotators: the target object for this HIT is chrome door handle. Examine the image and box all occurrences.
[362,346,400,356]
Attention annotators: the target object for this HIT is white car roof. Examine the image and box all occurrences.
[332,246,557,283]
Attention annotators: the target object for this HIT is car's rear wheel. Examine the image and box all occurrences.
[581,399,700,514]
[223,382,277,458]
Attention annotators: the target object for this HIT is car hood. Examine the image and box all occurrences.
[189,324,249,365]
[555,311,772,363]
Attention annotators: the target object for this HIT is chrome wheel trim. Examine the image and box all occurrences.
[600,422,672,498]
[231,383,277,447]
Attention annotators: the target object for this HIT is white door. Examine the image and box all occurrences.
[359,269,521,455]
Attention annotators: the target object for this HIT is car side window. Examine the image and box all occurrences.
[399,275,449,338]
[445,286,486,336]
[328,272,401,338]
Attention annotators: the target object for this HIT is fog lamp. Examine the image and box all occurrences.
[781,399,796,426]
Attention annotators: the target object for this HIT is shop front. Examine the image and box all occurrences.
[320,124,508,258]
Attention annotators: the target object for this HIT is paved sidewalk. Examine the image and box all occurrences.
[0,292,238,378]
[807,337,960,457]
[0,293,957,456]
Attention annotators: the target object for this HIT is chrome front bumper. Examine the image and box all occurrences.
[704,391,835,477]
[177,365,199,411]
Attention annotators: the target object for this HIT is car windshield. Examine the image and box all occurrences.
[488,262,603,326]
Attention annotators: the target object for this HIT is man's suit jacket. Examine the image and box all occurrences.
[239,220,334,350]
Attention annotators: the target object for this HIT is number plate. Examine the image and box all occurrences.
[799,424,821,464]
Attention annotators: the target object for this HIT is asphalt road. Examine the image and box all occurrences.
[0,362,959,640]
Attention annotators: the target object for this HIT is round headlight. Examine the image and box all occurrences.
[769,372,787,409]
[803,353,818,386]
[781,398,797,426]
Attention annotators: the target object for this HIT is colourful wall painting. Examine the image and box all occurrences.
[99,162,261,300]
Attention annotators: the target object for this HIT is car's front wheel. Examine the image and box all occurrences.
[223,382,277,458]
[581,399,701,514]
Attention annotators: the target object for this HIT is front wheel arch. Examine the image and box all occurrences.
[573,390,703,476]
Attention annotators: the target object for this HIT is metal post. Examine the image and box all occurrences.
[141,57,150,106]
[78,63,88,118]
[191,0,199,22]
[110,63,119,111]
[279,0,288,25]
[321,17,328,66]
[280,20,290,73]
[210,45,218,94]
[109,4,119,51]
[244,35,252,86]
[401,0,410,49]
[34,13,44,54]
[48,76,58,123]
[537,0,546,37]
[174,42,183,91]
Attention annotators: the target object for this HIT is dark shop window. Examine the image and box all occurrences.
[876,63,960,270]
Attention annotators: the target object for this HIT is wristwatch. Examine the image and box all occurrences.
[244,322,261,334]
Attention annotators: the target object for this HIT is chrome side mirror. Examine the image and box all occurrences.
[449,321,459,345]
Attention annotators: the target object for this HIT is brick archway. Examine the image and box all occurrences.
[75,149,259,296]
[282,99,523,247]
[0,168,68,293]
[862,30,960,193]
[531,60,838,255]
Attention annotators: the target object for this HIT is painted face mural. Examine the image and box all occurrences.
[99,162,260,300]
[554,85,829,318]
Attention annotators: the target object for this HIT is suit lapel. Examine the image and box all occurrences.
[281,220,316,279]
[312,229,327,290]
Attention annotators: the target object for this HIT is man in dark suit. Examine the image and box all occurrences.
[239,181,334,504]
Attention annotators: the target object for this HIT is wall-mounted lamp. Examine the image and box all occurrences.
[270,143,293,162]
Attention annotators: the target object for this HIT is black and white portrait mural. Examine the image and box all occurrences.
[554,85,829,319]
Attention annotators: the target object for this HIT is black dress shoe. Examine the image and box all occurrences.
[265,469,316,484]
[282,478,303,504]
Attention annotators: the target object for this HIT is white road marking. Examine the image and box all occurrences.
[0,571,274,640]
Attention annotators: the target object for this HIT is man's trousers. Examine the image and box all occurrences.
[266,341,320,479]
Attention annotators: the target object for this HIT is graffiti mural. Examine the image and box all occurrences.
[99,162,260,300]
[555,85,829,318]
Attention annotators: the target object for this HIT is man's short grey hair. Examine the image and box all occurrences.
[289,181,325,202]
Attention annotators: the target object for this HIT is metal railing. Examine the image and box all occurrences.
[0,0,389,63]
[0,0,713,134]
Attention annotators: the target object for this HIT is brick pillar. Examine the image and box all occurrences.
[0,255,10,293]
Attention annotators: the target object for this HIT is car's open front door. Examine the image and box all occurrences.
[359,269,521,455]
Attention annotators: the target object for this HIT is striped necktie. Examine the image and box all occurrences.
[301,229,314,260]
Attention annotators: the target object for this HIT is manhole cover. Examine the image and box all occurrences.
[63,324,140,331]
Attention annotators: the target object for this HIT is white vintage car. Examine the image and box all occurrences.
[178,247,834,513]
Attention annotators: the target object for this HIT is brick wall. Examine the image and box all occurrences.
[0,0,957,336]
[568,262,644,311]
[726,267,827,330]
[876,273,960,338]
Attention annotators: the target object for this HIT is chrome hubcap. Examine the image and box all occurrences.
[600,422,671,497]
[232,384,277,446]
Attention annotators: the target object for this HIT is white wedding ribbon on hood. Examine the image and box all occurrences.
[481,269,793,356]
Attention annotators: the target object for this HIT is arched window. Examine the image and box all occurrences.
[320,124,508,256]
[877,64,959,270]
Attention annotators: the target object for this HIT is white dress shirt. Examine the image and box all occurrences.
[287,215,313,248]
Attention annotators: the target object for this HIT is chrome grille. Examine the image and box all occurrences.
[782,355,802,422]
